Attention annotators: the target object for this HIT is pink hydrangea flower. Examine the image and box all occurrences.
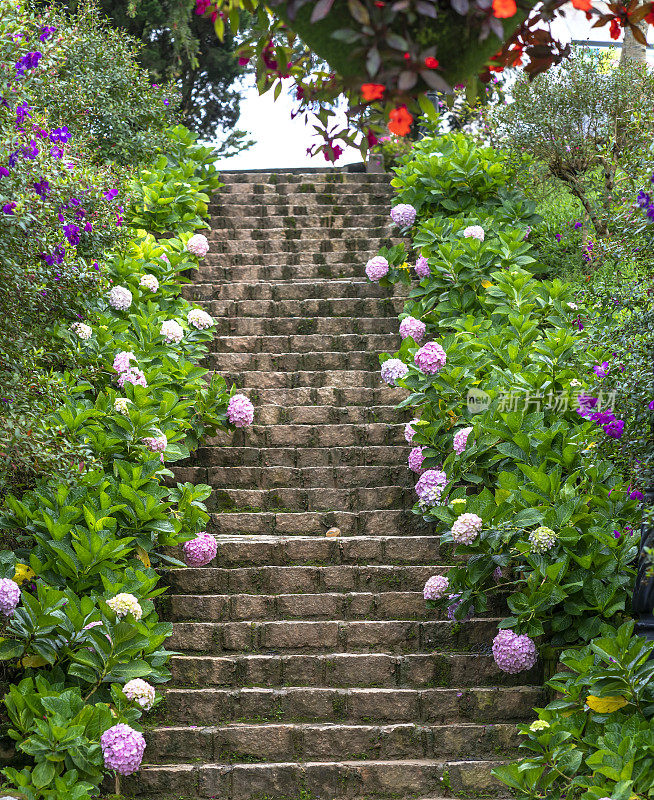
[423,574,449,600]
[492,629,537,674]
[123,678,156,710]
[227,394,254,427]
[100,723,146,775]
[453,426,473,455]
[405,418,419,443]
[365,255,389,282]
[408,446,425,473]
[118,368,147,388]
[399,316,426,342]
[414,341,447,374]
[380,358,408,386]
[160,319,183,344]
[107,285,132,311]
[142,435,167,453]
[113,351,135,374]
[0,579,20,616]
[390,203,417,227]
[415,469,447,505]
[450,513,483,545]
[187,233,209,257]
[183,532,218,567]
[463,225,485,241]
[414,256,430,279]
[71,322,92,340]
[139,274,159,292]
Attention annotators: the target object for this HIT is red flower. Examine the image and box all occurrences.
[570,0,592,9]
[366,129,379,147]
[610,17,621,38]
[388,106,413,137]
[374,1,385,5]
[492,0,517,17]
[238,56,250,66]
[361,83,385,101]
[324,143,343,162]
[646,9,654,23]
[424,57,439,69]
[403,52,411,60]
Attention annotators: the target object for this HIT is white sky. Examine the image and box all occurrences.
[217,4,654,170]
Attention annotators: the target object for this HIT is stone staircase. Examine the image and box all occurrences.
[126,171,541,800]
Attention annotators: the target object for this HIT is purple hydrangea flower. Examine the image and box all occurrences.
[183,532,218,567]
[380,358,408,386]
[365,255,389,282]
[423,574,448,600]
[100,724,146,775]
[399,316,426,342]
[414,341,447,374]
[414,256,430,278]
[492,629,537,674]
[415,469,448,506]
[408,446,425,474]
[447,593,473,621]
[405,418,419,443]
[450,513,482,545]
[0,579,21,616]
[227,394,254,427]
[390,203,417,227]
[453,427,473,455]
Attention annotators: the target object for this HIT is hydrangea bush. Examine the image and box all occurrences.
[369,131,643,797]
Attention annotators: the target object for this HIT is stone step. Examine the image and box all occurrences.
[242,386,405,408]
[218,171,390,183]
[207,236,399,256]
[209,350,384,373]
[207,225,394,242]
[210,198,393,214]
[216,405,400,426]
[218,371,396,391]
[205,423,407,448]
[200,249,387,267]
[171,535,442,568]
[200,333,397,355]
[205,509,428,538]
[189,444,408,468]
[167,619,500,655]
[210,316,398,337]
[194,262,399,284]
[217,182,393,197]
[204,296,405,318]
[207,212,390,229]
[160,685,541,725]
[146,721,521,764]
[168,651,533,689]
[168,591,437,622]
[189,279,401,302]
[193,465,413,490]
[207,485,414,513]
[125,757,508,799]
[163,564,443,596]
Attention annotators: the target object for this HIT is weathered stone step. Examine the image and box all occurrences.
[205,296,405,318]
[217,182,392,197]
[242,385,405,408]
[194,262,398,284]
[163,564,442,596]
[208,237,398,257]
[205,423,406,448]
[209,350,383,373]
[146,721,521,764]
[206,405,399,426]
[201,249,386,267]
[218,171,391,183]
[201,333,397,355]
[190,444,407,468]
[169,591,436,622]
[161,685,541,724]
[193,279,400,301]
[167,619,500,655]
[210,199,393,215]
[220,371,397,391]
[208,485,414,513]
[207,225,393,242]
[206,509,428,538]
[169,651,533,689]
[210,316,398,337]
[208,213,390,229]
[125,757,507,799]
[196,465,413,490]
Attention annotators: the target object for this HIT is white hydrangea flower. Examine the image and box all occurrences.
[528,526,557,554]
[463,225,485,241]
[123,678,156,710]
[107,593,142,621]
[139,274,159,292]
[114,397,131,415]
[160,319,183,344]
[71,322,92,340]
[187,308,214,330]
[107,286,132,311]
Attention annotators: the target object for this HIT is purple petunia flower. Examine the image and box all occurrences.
[49,126,71,144]
[22,140,38,159]
[33,179,49,197]
[593,361,609,379]
[555,233,562,241]
[0,167,9,178]
[39,26,56,42]
[648,400,654,411]
[2,202,16,215]
[630,490,645,501]
[63,223,80,245]
[50,146,63,158]
[574,221,582,229]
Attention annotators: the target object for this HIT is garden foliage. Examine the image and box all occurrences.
[369,131,649,798]
[0,4,242,797]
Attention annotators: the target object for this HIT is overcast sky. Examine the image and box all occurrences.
[217,5,654,171]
